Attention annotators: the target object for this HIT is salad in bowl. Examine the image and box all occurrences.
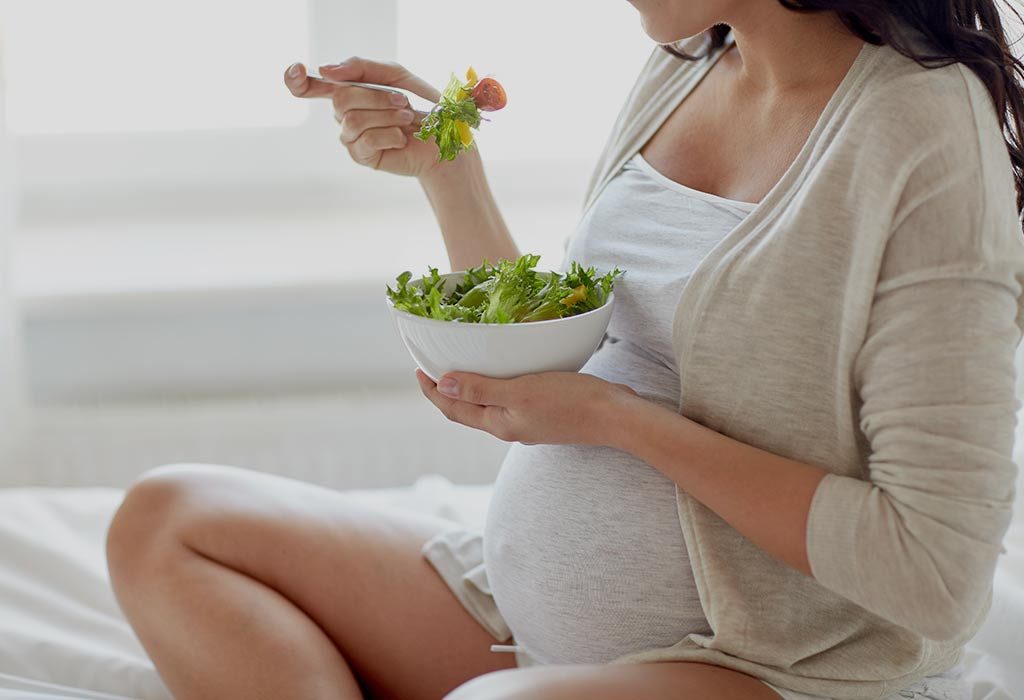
[385,254,623,380]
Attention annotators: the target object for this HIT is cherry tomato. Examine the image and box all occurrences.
[472,78,507,112]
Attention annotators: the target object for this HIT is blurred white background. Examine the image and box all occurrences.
[0,0,654,488]
[2,2,1021,491]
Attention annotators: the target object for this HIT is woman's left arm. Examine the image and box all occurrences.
[417,370,826,575]
[420,241,1021,645]
[608,391,828,576]
[419,236,1021,644]
[415,364,823,573]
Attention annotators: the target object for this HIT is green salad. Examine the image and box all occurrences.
[415,66,507,162]
[386,254,623,324]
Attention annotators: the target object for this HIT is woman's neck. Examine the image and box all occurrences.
[722,7,866,93]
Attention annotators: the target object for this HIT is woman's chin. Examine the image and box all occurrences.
[638,15,700,45]
[644,28,691,46]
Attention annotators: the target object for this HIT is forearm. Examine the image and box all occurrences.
[419,150,519,272]
[605,393,827,576]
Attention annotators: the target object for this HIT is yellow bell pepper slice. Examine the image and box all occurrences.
[455,66,479,100]
[456,120,474,147]
[560,284,588,307]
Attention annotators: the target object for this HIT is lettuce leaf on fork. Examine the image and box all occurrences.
[415,66,506,161]
[415,72,483,161]
[386,254,623,324]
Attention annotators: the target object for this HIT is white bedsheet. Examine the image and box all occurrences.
[0,477,490,700]
[0,477,1019,700]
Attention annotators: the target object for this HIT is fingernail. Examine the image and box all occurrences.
[390,92,407,106]
[438,377,459,397]
[319,62,344,71]
[287,63,302,78]
[398,109,414,123]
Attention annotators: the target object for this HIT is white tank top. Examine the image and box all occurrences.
[482,153,757,664]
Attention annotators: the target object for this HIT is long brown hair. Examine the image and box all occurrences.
[665,1,1024,222]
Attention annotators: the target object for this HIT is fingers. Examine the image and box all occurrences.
[320,56,443,103]
[398,112,430,136]
[437,372,514,406]
[416,369,485,424]
[415,370,513,437]
[333,86,411,116]
[339,108,417,144]
[283,62,338,99]
[345,126,407,167]
[287,56,438,170]
[284,61,411,105]
[330,87,422,154]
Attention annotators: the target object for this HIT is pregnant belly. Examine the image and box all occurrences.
[483,443,709,664]
[481,341,712,663]
[482,341,710,664]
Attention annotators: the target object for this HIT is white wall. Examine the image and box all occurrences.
[0,36,25,468]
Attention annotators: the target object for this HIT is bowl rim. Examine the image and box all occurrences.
[384,270,616,328]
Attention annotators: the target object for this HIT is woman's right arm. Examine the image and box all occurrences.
[284,57,519,272]
[418,150,519,272]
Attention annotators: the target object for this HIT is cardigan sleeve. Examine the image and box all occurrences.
[805,69,1024,642]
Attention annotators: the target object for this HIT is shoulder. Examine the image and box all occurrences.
[843,42,1019,221]
[841,46,1024,283]
[848,44,1009,184]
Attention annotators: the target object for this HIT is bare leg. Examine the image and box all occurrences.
[446,662,784,700]
[106,464,514,700]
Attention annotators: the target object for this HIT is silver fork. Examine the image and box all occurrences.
[307,75,436,113]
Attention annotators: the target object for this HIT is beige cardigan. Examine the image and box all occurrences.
[585,35,1024,698]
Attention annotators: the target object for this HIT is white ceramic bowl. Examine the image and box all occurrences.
[386,270,615,381]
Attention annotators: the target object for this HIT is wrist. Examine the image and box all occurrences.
[595,385,647,452]
[418,147,482,191]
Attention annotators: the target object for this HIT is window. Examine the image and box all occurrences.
[5,0,656,308]
[396,0,653,163]
[4,1,310,134]
[2,0,398,200]
[3,0,653,211]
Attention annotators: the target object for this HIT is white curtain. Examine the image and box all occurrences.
[0,35,26,469]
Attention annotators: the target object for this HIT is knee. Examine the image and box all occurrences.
[105,463,221,587]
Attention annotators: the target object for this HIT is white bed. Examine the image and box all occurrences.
[0,475,1020,700]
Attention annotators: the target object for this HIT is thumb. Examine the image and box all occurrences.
[320,57,442,103]
[437,372,510,406]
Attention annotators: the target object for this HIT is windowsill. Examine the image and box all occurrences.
[15,197,579,316]
[15,207,452,313]
[12,184,586,403]
[14,159,592,313]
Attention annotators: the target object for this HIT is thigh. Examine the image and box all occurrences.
[142,464,515,700]
[447,662,784,700]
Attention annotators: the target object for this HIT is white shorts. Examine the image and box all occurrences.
[423,529,971,700]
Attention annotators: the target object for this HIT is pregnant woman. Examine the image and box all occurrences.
[106,1,1024,699]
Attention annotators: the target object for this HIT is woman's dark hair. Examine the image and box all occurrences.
[666,2,1024,221]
